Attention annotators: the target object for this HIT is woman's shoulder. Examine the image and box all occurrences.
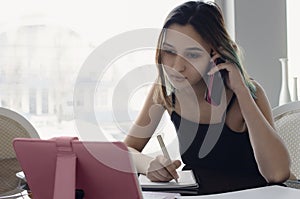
[249,79,271,106]
[249,79,266,98]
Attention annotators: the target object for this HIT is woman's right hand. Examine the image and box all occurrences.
[146,155,182,182]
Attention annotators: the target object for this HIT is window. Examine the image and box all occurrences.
[1,1,202,157]
[0,24,92,136]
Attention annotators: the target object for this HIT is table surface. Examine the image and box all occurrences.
[5,185,300,199]
[178,185,300,199]
[4,167,299,199]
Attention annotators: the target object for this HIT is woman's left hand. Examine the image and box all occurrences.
[208,53,248,95]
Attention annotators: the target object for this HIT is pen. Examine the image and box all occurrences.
[157,134,179,183]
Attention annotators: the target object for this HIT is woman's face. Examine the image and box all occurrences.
[161,24,212,90]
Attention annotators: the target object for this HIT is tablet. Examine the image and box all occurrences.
[13,137,143,199]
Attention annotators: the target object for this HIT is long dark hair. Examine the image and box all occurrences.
[155,1,256,107]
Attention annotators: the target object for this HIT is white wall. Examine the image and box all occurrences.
[234,0,287,107]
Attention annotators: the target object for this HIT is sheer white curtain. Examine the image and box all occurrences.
[287,0,300,101]
[0,0,189,141]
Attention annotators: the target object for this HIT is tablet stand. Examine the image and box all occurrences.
[52,137,79,199]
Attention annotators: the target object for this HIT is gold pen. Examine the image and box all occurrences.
[157,134,179,183]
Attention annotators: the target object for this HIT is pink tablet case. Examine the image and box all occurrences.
[13,137,143,199]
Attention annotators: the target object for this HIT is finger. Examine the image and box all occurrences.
[207,63,230,75]
[207,65,221,75]
[146,171,162,182]
[157,156,182,181]
[210,54,220,62]
[156,168,174,181]
[147,156,164,173]
[164,160,181,180]
[173,160,182,168]
[147,156,174,181]
[148,170,172,182]
[165,160,181,172]
[210,50,223,63]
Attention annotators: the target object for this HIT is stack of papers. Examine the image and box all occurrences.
[139,170,199,194]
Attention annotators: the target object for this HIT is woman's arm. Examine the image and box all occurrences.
[124,84,166,174]
[209,59,291,183]
[124,84,181,181]
[235,81,290,183]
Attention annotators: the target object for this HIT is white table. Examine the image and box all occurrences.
[9,185,300,199]
[179,185,300,199]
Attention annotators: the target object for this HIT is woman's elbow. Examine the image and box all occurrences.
[265,169,290,184]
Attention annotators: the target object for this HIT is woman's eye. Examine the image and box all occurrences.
[162,49,176,55]
[186,52,200,59]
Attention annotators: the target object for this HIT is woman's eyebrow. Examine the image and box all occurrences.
[162,42,204,52]
[186,47,204,52]
[162,42,174,48]
[162,42,204,54]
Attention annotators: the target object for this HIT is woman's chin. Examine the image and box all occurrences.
[172,82,193,91]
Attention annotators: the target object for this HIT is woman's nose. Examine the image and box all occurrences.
[172,55,186,72]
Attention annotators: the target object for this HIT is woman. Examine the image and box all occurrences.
[124,1,290,194]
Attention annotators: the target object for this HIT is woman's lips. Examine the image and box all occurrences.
[170,75,186,82]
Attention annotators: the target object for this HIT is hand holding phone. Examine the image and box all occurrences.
[205,57,227,106]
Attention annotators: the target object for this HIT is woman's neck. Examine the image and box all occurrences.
[175,79,207,100]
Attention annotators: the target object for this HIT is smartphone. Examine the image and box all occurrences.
[205,57,227,106]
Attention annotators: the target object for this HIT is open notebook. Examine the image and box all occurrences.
[139,170,199,194]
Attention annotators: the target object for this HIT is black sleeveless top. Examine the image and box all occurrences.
[170,93,268,195]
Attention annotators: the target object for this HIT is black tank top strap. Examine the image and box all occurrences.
[226,94,236,113]
[171,92,176,108]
